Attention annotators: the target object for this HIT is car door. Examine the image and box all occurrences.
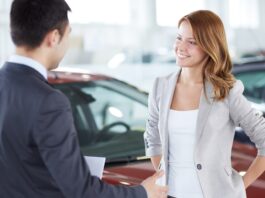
[54,79,148,162]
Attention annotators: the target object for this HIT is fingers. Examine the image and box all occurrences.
[158,185,168,193]
[140,171,168,198]
[152,170,164,179]
[157,186,168,198]
[156,176,168,198]
[159,191,168,198]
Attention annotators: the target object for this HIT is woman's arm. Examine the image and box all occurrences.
[144,78,163,160]
[229,80,265,188]
[151,155,162,171]
[243,156,265,188]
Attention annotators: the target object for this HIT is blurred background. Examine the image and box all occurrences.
[1,0,265,90]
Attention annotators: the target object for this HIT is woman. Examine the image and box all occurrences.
[144,10,265,198]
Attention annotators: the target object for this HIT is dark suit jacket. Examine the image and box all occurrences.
[0,62,147,198]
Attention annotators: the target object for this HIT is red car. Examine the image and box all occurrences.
[48,67,265,197]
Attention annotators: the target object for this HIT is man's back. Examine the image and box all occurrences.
[0,62,67,197]
[0,62,149,198]
[0,0,167,197]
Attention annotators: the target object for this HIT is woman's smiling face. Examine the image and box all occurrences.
[174,20,207,69]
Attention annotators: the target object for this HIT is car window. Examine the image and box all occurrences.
[234,71,265,103]
[54,79,148,161]
[81,80,147,133]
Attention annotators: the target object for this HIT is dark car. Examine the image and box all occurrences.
[48,69,148,161]
[233,57,265,106]
[48,65,265,197]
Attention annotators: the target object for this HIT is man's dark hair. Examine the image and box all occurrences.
[10,0,71,48]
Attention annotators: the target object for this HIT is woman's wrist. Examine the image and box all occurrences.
[242,175,251,189]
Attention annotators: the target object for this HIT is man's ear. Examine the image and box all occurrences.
[44,29,61,47]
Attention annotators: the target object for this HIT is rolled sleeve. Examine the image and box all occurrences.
[229,80,265,156]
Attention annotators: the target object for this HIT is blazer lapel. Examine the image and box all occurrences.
[195,81,214,142]
[161,71,180,132]
[160,70,180,158]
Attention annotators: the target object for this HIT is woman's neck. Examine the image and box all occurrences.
[178,67,203,85]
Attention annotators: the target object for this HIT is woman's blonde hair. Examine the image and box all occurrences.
[178,10,235,101]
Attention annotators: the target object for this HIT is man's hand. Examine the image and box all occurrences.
[141,171,168,198]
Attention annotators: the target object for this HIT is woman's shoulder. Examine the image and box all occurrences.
[227,79,245,101]
[230,79,244,94]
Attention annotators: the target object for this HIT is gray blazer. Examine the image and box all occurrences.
[144,70,265,198]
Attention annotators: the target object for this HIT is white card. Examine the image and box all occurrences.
[84,156,106,179]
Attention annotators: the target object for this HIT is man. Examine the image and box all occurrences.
[0,0,167,197]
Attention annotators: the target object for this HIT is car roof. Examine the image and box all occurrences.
[233,56,265,66]
[48,67,112,84]
[232,57,265,74]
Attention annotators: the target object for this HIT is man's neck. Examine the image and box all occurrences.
[15,47,50,70]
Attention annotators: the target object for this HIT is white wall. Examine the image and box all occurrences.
[0,0,13,65]
[1,0,265,66]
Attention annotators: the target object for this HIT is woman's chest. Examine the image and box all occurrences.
[170,84,203,110]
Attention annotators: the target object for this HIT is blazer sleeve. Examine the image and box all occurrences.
[229,80,265,156]
[144,77,162,157]
[32,90,147,198]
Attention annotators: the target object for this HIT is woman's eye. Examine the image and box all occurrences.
[176,36,181,41]
[189,41,197,45]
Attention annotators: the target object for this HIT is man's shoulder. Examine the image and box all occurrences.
[1,62,67,106]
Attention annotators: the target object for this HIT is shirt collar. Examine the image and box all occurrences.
[8,54,48,80]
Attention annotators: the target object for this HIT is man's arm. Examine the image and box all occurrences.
[33,90,167,198]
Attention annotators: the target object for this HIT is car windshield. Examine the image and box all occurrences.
[53,79,148,163]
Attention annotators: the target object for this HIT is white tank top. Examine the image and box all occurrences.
[167,109,204,198]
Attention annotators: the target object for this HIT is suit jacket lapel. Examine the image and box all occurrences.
[195,81,214,142]
[161,71,180,130]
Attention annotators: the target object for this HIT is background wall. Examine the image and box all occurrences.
[0,0,264,90]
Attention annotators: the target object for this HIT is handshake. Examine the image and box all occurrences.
[141,171,168,198]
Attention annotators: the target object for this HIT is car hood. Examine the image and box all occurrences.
[103,160,154,185]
